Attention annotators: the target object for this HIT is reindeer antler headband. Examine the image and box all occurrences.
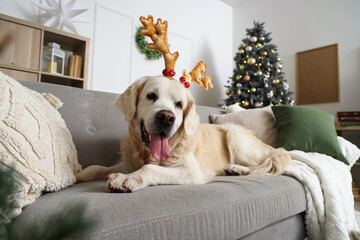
[139,15,213,90]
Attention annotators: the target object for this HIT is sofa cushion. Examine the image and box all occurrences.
[272,105,348,164]
[210,106,277,147]
[11,176,306,239]
[0,72,81,221]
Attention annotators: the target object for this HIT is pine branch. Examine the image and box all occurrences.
[9,203,96,240]
[0,162,96,240]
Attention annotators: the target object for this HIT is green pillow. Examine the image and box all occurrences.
[272,105,349,165]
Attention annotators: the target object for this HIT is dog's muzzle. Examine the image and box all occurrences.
[140,110,174,162]
[154,110,175,136]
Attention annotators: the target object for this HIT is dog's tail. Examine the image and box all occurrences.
[249,148,291,175]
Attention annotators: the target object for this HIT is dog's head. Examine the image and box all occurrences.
[115,76,199,161]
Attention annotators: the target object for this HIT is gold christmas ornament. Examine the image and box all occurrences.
[262,51,268,56]
[247,57,256,65]
[244,75,250,81]
[237,89,242,95]
[274,79,280,84]
[242,100,249,107]
[225,89,231,95]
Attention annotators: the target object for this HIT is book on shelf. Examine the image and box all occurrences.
[338,116,360,121]
[68,55,83,78]
[337,111,360,117]
[340,121,360,127]
[337,111,360,123]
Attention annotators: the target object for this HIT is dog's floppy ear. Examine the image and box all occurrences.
[183,92,199,136]
[115,77,148,121]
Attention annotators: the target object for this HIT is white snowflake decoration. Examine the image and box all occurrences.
[32,0,88,34]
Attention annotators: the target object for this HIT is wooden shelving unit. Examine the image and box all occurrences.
[335,121,360,136]
[0,14,89,88]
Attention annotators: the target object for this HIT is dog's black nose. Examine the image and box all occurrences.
[156,110,175,129]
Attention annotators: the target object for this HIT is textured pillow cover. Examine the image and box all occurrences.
[0,72,81,221]
[210,106,278,147]
[271,105,348,165]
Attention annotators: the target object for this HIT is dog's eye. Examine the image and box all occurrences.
[146,92,158,101]
[175,101,182,109]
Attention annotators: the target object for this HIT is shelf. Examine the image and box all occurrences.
[41,72,84,88]
[335,121,360,131]
[0,13,89,89]
[43,31,87,56]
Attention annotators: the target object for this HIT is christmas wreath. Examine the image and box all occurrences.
[135,26,163,60]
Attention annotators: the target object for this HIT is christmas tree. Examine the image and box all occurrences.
[224,21,294,108]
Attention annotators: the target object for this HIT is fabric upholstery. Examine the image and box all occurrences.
[20,81,127,168]
[12,176,306,240]
[272,105,348,164]
[210,106,277,147]
[241,214,306,240]
[0,73,80,221]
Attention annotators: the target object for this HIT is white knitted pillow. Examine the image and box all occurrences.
[0,72,81,221]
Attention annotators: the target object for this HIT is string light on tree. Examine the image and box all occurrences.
[224,21,294,108]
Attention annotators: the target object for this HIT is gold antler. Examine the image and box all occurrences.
[181,61,213,90]
[140,15,179,75]
[139,15,213,90]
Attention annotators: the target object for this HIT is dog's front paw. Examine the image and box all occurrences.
[224,164,250,176]
[106,173,145,193]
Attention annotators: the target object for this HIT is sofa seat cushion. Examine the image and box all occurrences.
[11,175,306,239]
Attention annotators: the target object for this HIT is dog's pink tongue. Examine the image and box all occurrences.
[149,134,170,161]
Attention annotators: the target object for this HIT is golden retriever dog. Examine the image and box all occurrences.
[76,76,291,193]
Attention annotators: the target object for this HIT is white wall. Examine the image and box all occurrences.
[1,0,233,107]
[233,0,360,117]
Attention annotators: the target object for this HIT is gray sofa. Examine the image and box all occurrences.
[12,81,307,240]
